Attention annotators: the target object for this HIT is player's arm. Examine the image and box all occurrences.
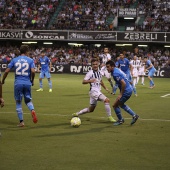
[129,63,133,76]
[82,79,97,84]
[37,64,40,72]
[100,80,110,92]
[31,68,35,86]
[117,78,126,100]
[49,61,52,72]
[2,68,10,84]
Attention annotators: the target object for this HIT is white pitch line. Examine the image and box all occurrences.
[161,94,170,98]
[0,112,170,122]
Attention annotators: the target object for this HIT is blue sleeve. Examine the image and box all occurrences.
[8,59,14,69]
[114,73,123,83]
[147,60,151,65]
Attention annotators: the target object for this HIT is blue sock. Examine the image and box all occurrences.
[26,101,34,111]
[114,107,123,120]
[113,84,118,94]
[131,84,137,95]
[150,80,152,87]
[48,80,52,89]
[151,79,154,86]
[121,104,135,117]
[16,102,23,121]
[40,80,43,88]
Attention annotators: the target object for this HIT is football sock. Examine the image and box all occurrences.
[48,80,52,89]
[105,103,111,117]
[141,77,144,84]
[133,78,137,87]
[40,80,43,88]
[151,79,154,86]
[137,76,139,84]
[114,107,123,120]
[16,103,23,121]
[121,104,135,116]
[77,108,89,115]
[132,83,137,94]
[26,101,34,111]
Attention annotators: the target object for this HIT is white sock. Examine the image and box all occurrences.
[133,78,137,87]
[137,76,139,84]
[77,108,89,115]
[142,77,144,84]
[105,103,111,117]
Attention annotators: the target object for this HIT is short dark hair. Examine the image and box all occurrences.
[20,45,29,54]
[106,60,115,67]
[144,56,148,58]
[91,58,99,64]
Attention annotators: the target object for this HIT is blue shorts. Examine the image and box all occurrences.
[119,91,132,104]
[39,71,51,79]
[148,68,156,77]
[14,84,32,102]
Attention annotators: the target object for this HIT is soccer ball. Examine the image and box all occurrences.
[70,117,81,127]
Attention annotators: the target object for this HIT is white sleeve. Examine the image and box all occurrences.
[84,71,92,80]
[107,54,111,60]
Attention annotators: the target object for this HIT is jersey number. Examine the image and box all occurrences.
[15,62,29,76]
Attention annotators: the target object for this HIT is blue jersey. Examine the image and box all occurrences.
[111,68,132,94]
[117,58,131,74]
[146,59,155,71]
[39,56,50,72]
[8,55,35,86]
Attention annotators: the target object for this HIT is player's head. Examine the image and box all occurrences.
[91,58,99,71]
[106,60,115,73]
[119,53,124,59]
[133,55,137,60]
[144,56,148,62]
[41,50,46,57]
[20,45,29,54]
[104,47,109,54]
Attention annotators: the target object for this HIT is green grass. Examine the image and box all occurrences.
[0,73,170,170]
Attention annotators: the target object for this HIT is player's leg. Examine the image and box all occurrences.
[98,94,116,122]
[141,75,145,85]
[113,83,118,95]
[24,84,38,123]
[112,98,124,125]
[45,72,52,92]
[119,93,139,125]
[128,73,137,96]
[36,72,44,91]
[14,84,24,127]
[148,69,156,88]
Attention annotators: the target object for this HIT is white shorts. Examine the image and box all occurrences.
[100,66,111,79]
[89,90,107,105]
[138,70,145,76]
[132,70,138,77]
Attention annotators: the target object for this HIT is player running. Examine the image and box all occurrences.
[144,56,156,88]
[106,60,139,126]
[137,56,145,85]
[2,45,38,127]
[36,51,52,92]
[72,58,116,123]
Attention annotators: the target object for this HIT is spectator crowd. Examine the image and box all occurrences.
[0,44,170,69]
[0,0,169,31]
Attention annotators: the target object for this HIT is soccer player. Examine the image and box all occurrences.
[144,56,156,88]
[130,55,140,89]
[106,60,139,126]
[137,56,145,85]
[100,47,114,92]
[2,45,38,127]
[72,58,116,123]
[117,53,137,96]
[36,51,52,92]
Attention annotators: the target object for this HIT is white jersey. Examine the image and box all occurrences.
[84,70,102,92]
[101,53,111,64]
[130,59,140,71]
[138,60,145,72]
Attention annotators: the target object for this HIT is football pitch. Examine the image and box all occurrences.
[0,73,170,170]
